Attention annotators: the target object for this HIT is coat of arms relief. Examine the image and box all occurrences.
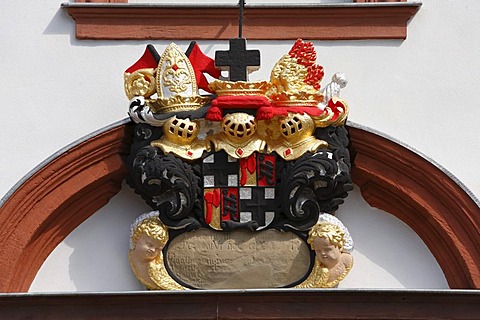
[124,38,353,290]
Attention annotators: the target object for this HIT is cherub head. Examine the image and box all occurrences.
[307,223,346,269]
[130,211,168,262]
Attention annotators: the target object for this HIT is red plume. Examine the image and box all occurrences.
[288,39,324,89]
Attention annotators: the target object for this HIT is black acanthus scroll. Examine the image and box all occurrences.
[276,125,353,231]
[127,145,203,230]
[314,126,353,213]
[277,152,331,231]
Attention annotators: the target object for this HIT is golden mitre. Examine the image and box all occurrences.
[124,43,210,113]
[152,43,210,113]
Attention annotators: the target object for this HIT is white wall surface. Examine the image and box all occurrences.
[1,0,477,291]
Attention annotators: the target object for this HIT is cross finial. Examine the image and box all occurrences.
[215,38,260,82]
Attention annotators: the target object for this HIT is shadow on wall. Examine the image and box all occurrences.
[65,182,151,291]
[337,186,449,289]
[43,8,72,36]
[43,7,145,47]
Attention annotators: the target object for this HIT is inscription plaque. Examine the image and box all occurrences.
[166,229,311,289]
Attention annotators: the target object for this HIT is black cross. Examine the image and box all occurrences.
[202,151,238,187]
[215,38,260,82]
[240,187,276,227]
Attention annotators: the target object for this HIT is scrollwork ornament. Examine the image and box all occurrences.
[134,124,153,141]
[276,145,353,230]
[313,126,353,212]
[278,152,339,230]
[127,146,202,230]
[126,123,164,158]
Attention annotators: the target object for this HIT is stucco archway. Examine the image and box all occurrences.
[0,121,478,292]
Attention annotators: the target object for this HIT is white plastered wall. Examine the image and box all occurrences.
[1,0,478,291]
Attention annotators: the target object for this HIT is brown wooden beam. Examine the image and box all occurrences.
[0,290,479,319]
[62,3,421,40]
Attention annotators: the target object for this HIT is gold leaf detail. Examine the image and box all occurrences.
[148,95,211,114]
[156,43,197,97]
[124,68,156,100]
[209,80,270,96]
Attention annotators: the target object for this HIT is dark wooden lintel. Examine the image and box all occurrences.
[1,289,479,319]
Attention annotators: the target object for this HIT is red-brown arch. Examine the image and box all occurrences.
[349,126,480,289]
[0,123,131,292]
[0,122,478,292]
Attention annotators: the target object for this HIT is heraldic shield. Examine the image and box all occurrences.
[125,39,354,290]
[203,151,277,231]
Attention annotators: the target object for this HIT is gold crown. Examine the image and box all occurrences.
[147,95,211,113]
[269,91,324,107]
[209,80,270,96]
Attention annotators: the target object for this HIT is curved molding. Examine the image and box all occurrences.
[349,126,480,289]
[0,123,131,292]
[0,122,478,292]
[62,2,421,40]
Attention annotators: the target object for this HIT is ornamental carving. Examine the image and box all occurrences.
[124,39,354,290]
